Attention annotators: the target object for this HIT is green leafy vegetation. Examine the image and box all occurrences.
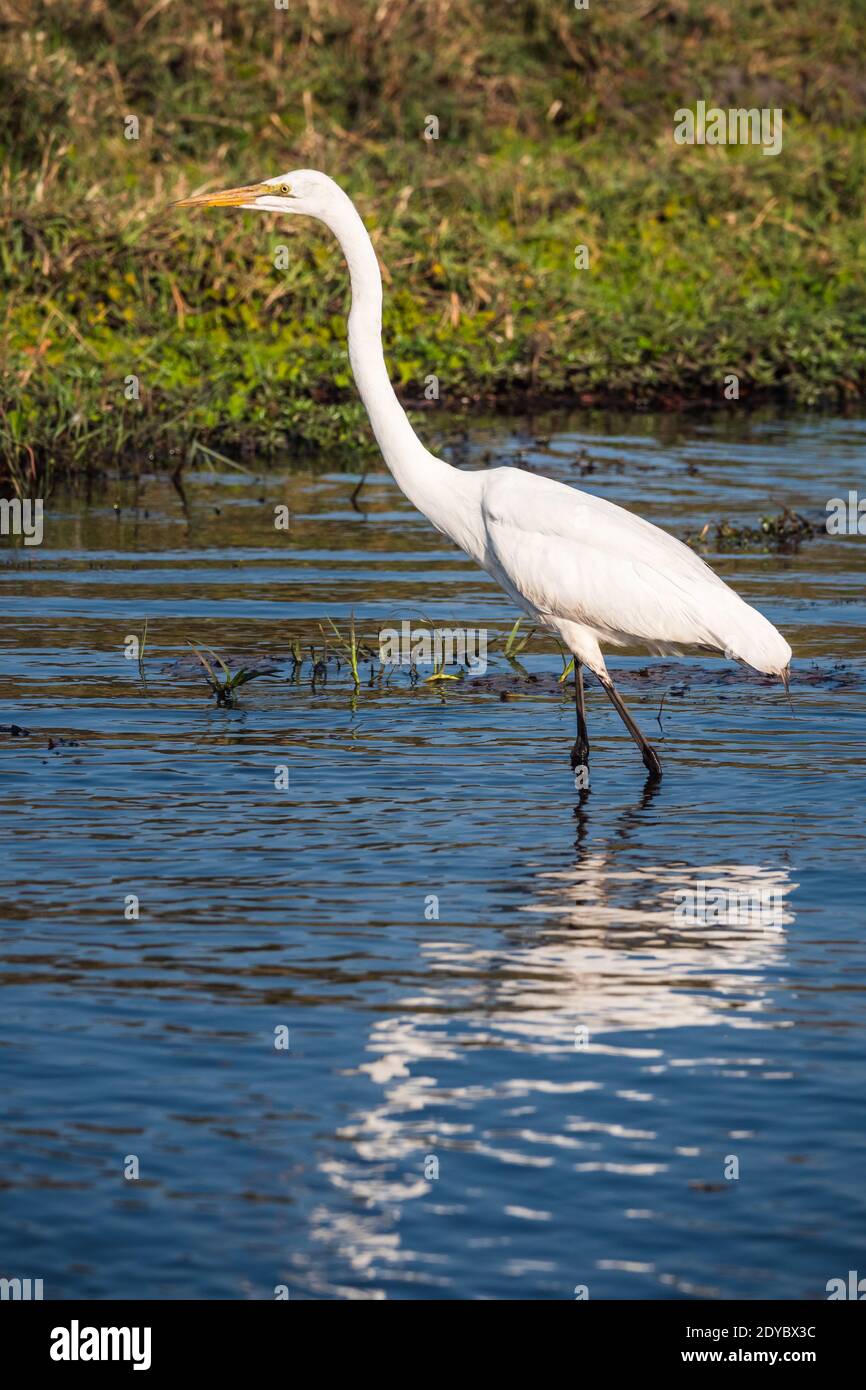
[2,0,865,489]
[186,642,275,705]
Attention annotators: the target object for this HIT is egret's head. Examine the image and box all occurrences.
[175,169,341,220]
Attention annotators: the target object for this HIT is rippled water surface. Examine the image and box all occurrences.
[1,412,864,1299]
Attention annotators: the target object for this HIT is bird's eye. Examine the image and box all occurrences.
[279,184,291,195]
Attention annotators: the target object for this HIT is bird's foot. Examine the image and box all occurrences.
[641,743,663,780]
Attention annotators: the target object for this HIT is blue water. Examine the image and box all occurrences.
[1,412,864,1299]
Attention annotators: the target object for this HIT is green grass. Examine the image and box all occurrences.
[2,0,866,489]
[185,642,275,706]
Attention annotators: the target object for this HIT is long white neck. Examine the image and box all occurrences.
[319,191,474,542]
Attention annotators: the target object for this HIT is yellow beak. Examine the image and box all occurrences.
[174,182,276,209]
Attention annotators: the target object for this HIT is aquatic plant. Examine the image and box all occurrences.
[186,642,275,706]
[687,508,819,552]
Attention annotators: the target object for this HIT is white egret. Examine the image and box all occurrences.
[177,171,792,779]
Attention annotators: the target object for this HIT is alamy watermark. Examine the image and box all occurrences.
[674,101,782,157]
[0,498,43,546]
[50,1322,151,1371]
[826,1270,866,1299]
[674,881,784,928]
[1,1275,43,1299]
[826,491,866,535]
[379,621,487,675]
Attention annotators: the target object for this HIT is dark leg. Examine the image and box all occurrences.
[598,673,663,779]
[570,661,590,771]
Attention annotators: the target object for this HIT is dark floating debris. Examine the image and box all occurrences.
[687,507,819,552]
[160,635,856,704]
[1,723,30,737]
[470,661,857,694]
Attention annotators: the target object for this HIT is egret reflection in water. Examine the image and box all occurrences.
[306,789,797,1294]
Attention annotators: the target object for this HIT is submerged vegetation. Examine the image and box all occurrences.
[157,627,853,711]
[156,612,847,710]
[686,507,820,552]
[2,0,866,488]
[185,643,277,706]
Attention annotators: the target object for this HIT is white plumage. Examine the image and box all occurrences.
[177,169,792,778]
[474,467,792,679]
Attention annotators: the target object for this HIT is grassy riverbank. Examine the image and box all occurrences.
[2,0,866,488]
